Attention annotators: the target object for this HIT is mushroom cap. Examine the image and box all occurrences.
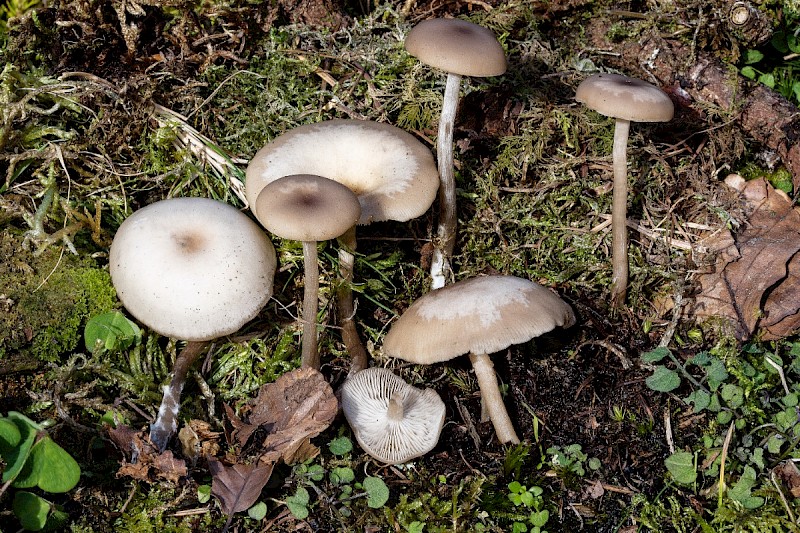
[575,73,674,123]
[340,367,446,464]
[383,275,576,364]
[404,18,507,77]
[245,119,438,225]
[253,174,361,242]
[109,197,276,341]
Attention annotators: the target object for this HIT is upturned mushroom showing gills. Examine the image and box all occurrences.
[383,275,575,444]
[404,18,507,290]
[575,72,674,307]
[109,197,277,451]
[245,119,439,374]
[253,174,361,370]
[340,367,445,464]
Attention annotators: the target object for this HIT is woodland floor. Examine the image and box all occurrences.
[2,0,800,532]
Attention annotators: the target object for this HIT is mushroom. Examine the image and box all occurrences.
[109,197,277,451]
[382,275,575,444]
[253,174,361,370]
[575,72,674,307]
[245,119,439,373]
[339,367,445,464]
[404,18,507,289]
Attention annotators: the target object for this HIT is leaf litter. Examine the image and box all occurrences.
[107,366,337,519]
[691,175,800,340]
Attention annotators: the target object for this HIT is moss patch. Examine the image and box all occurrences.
[0,232,116,363]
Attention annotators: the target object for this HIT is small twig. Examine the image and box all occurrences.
[718,420,735,507]
[664,408,675,454]
[658,275,686,349]
[764,355,791,396]
[576,340,633,369]
[770,469,796,524]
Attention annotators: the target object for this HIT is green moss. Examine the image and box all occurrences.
[0,233,116,362]
[111,485,223,532]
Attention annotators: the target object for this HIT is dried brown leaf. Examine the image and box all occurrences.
[692,177,800,339]
[774,460,800,498]
[229,367,337,464]
[208,457,274,515]
[106,424,187,483]
[178,419,221,462]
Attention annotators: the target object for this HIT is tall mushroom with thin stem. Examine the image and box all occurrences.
[109,197,277,451]
[245,119,439,373]
[575,72,674,307]
[404,18,507,289]
[383,275,575,444]
[339,367,445,464]
[253,174,361,370]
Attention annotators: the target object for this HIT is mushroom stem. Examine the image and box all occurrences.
[430,72,462,290]
[468,352,520,444]
[337,226,369,375]
[150,340,209,451]
[301,240,320,369]
[387,392,405,421]
[610,118,631,307]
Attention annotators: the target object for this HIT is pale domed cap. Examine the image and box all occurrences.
[245,120,438,225]
[340,367,445,464]
[253,174,361,242]
[404,18,507,77]
[575,73,674,123]
[383,275,576,363]
[109,197,276,341]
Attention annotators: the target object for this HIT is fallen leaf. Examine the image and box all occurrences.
[178,419,221,463]
[774,461,800,498]
[106,424,188,484]
[230,367,337,465]
[691,177,800,340]
[208,457,274,515]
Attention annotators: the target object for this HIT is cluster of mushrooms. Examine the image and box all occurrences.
[108,18,674,463]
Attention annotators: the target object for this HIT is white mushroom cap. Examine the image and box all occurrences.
[340,367,445,464]
[404,18,507,77]
[253,174,361,242]
[575,73,674,123]
[109,197,276,341]
[245,119,438,225]
[383,275,576,363]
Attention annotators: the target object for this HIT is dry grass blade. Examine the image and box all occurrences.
[152,104,248,206]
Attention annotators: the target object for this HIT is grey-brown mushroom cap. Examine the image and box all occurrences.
[253,174,361,242]
[404,18,507,77]
[575,73,674,123]
[383,275,576,364]
[340,367,446,465]
[245,120,439,225]
[109,197,277,342]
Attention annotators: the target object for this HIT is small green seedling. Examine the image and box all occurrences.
[284,436,390,520]
[507,481,549,533]
[0,411,81,531]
